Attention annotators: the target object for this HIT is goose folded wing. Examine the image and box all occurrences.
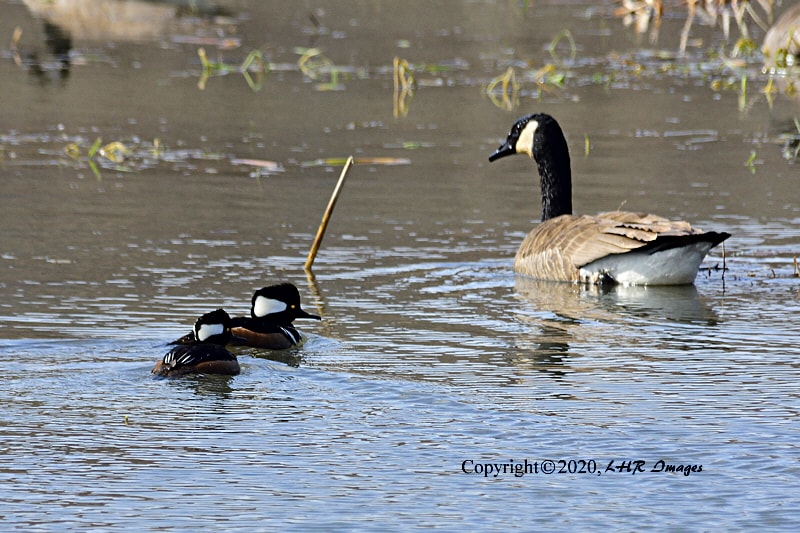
[545,213,703,269]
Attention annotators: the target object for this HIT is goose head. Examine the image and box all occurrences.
[489,113,573,221]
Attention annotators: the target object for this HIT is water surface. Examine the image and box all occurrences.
[1,0,799,530]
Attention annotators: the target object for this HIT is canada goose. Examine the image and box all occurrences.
[488,113,730,285]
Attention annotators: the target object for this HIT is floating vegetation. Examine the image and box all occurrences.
[393,57,416,117]
[390,57,472,115]
[485,67,519,110]
[739,74,748,111]
[485,29,577,109]
[6,2,799,174]
[172,35,241,50]
[760,75,779,107]
[745,149,760,173]
[383,141,435,150]
[530,64,567,94]
[731,36,759,58]
[314,69,345,91]
[197,47,267,91]
[230,158,283,171]
[485,61,569,110]
[2,127,414,179]
[230,158,285,179]
[548,29,577,65]
[296,47,332,79]
[300,157,411,168]
[99,141,131,163]
[10,25,22,66]
[296,47,345,91]
[2,131,277,179]
[64,137,102,180]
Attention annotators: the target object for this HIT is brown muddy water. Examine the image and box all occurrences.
[1,0,799,530]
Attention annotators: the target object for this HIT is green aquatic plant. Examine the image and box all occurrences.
[240,50,267,90]
[197,47,267,91]
[548,29,577,65]
[739,74,748,111]
[42,133,244,178]
[484,27,574,110]
[774,47,791,69]
[529,64,567,98]
[745,149,759,173]
[296,47,344,91]
[761,76,778,108]
[99,141,130,163]
[393,57,415,117]
[731,36,759,58]
[64,137,102,180]
[485,67,519,110]
[296,47,330,78]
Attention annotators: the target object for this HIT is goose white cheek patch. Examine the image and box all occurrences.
[196,323,224,342]
[517,120,538,157]
[254,296,287,317]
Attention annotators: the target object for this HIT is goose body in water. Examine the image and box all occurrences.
[488,113,730,285]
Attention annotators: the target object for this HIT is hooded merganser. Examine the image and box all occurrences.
[153,309,240,378]
[228,282,321,349]
[168,283,321,350]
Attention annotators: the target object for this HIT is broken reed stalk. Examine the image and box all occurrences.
[304,156,354,271]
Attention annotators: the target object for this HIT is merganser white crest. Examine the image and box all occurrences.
[253,295,287,317]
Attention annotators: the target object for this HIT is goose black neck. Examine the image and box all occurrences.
[533,120,572,221]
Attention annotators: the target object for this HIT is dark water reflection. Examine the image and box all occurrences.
[2,0,800,530]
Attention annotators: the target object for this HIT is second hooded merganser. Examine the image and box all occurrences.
[228,282,321,349]
[169,283,321,350]
[153,309,240,378]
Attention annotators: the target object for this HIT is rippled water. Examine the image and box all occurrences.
[2,0,799,530]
